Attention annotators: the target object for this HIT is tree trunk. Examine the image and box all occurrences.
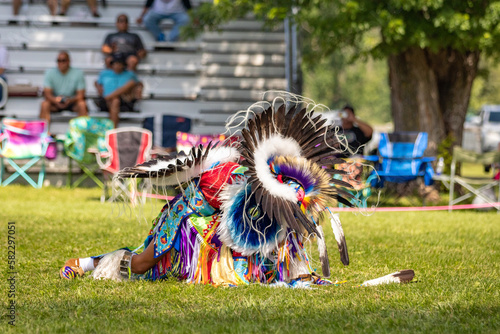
[388,47,480,154]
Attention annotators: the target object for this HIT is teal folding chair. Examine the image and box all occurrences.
[64,116,114,188]
[0,118,53,188]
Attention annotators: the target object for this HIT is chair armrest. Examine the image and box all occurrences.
[87,147,110,169]
[422,157,436,163]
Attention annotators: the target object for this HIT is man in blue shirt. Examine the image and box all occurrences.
[39,51,88,127]
[95,53,142,127]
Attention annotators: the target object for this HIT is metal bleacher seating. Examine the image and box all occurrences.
[0,0,289,185]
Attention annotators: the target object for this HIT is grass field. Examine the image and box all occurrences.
[1,185,499,333]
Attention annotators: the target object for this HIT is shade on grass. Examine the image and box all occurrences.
[0,185,498,333]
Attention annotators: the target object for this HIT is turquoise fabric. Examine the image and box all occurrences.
[97,69,139,97]
[64,117,114,164]
[43,67,86,97]
[153,181,216,258]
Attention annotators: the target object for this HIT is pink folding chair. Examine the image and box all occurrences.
[0,118,54,188]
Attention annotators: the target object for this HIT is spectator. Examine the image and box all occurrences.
[94,53,143,128]
[39,51,88,127]
[13,0,56,16]
[136,0,191,42]
[339,104,373,157]
[102,14,147,72]
[0,35,8,109]
[58,0,101,18]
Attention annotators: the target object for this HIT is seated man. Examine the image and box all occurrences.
[102,14,147,72]
[338,104,373,158]
[95,53,142,128]
[39,51,88,127]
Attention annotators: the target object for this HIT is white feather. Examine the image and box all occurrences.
[327,209,349,265]
[329,212,345,250]
[146,145,240,187]
[254,135,302,202]
[202,145,241,171]
[218,181,286,256]
[361,270,415,286]
[91,250,127,281]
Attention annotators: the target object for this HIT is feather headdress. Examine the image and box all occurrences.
[237,104,354,234]
[117,142,240,187]
[217,104,353,264]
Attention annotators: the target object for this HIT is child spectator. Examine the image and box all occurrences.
[94,53,143,127]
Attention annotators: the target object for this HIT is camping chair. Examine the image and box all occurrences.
[91,127,152,203]
[64,116,114,188]
[442,146,500,211]
[364,131,435,188]
[0,118,53,188]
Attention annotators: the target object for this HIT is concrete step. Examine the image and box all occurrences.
[8,73,201,100]
[201,53,285,66]
[202,42,286,54]
[8,49,202,73]
[203,64,286,78]
[200,77,286,90]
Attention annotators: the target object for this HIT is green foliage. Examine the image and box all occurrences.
[1,186,500,333]
[302,52,391,124]
[436,134,455,175]
[469,57,500,112]
[187,1,500,62]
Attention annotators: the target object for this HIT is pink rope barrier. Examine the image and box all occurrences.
[332,202,500,212]
[138,192,174,200]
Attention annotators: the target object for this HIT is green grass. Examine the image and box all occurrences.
[1,185,499,333]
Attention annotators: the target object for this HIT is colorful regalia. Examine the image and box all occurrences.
[91,102,358,287]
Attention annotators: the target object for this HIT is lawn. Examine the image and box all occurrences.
[1,185,499,333]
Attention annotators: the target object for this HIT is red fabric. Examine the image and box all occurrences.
[136,132,149,165]
[199,162,239,209]
[107,132,119,173]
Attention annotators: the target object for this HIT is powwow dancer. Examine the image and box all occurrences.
[60,100,414,287]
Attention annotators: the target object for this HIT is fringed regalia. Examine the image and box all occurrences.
[111,102,356,286]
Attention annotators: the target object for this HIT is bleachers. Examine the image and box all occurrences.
[0,0,288,137]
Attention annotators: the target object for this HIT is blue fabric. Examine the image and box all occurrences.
[225,184,281,253]
[143,10,190,42]
[43,67,86,97]
[143,115,191,148]
[153,181,215,258]
[97,69,138,97]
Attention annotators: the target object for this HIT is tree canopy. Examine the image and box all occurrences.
[186,1,500,152]
[188,1,500,62]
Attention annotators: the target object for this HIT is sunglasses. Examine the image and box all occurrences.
[117,19,128,23]
[57,59,69,63]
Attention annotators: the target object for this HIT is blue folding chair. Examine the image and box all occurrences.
[364,132,435,188]
[0,118,53,188]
